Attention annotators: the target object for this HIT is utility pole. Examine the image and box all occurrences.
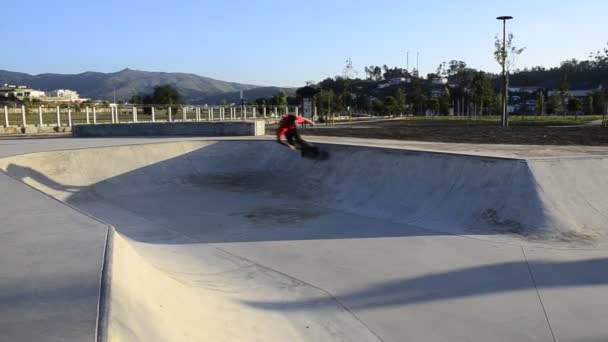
[497,16,513,127]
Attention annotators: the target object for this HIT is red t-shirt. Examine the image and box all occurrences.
[277,115,305,138]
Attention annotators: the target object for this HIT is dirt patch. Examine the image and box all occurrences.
[231,206,328,225]
[188,172,321,200]
[302,120,608,145]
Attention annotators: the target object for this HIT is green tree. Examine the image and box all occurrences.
[439,90,451,115]
[272,90,288,107]
[383,96,398,114]
[316,89,340,117]
[549,92,564,115]
[567,97,582,115]
[130,93,144,104]
[364,65,383,81]
[151,85,182,105]
[592,91,606,115]
[494,33,526,74]
[585,96,594,115]
[371,99,384,115]
[428,98,440,115]
[535,91,545,115]
[470,72,495,115]
[394,88,407,114]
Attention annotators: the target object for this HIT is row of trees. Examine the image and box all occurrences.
[130,85,183,106]
[535,89,606,116]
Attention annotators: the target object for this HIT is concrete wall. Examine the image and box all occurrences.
[72,121,265,137]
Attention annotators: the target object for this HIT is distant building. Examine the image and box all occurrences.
[547,89,595,99]
[48,89,80,101]
[509,86,543,94]
[0,84,46,98]
[430,77,448,85]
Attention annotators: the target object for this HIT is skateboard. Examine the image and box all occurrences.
[300,145,330,160]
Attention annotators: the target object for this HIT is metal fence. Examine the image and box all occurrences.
[1,104,310,127]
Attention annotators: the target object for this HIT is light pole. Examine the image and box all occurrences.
[497,16,513,127]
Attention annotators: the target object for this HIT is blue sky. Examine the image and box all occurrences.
[2,0,607,87]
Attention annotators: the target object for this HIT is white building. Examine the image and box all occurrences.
[49,89,80,100]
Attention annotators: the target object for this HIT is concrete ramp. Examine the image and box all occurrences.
[1,140,608,341]
[3,140,605,244]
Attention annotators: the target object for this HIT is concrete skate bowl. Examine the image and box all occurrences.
[1,140,607,341]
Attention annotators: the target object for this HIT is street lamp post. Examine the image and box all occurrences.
[497,16,513,127]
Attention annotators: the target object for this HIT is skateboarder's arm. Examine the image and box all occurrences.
[303,118,315,125]
[295,116,315,126]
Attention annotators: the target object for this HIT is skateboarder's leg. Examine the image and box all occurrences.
[285,130,300,148]
[292,129,312,149]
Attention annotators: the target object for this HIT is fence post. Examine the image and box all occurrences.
[209,107,214,121]
[3,106,8,127]
[21,106,26,126]
[263,106,267,118]
[295,107,299,116]
[151,107,156,122]
[314,106,318,120]
[252,107,256,119]
[221,107,225,120]
[56,106,61,126]
[93,107,97,124]
[39,106,43,126]
[168,107,172,121]
[182,107,187,121]
[110,106,115,123]
[86,107,90,124]
[274,107,278,117]
[67,107,72,126]
[132,106,138,123]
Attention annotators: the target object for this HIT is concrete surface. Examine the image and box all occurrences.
[72,120,265,137]
[0,171,108,342]
[0,137,607,341]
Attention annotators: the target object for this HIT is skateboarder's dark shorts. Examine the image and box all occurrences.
[285,130,311,149]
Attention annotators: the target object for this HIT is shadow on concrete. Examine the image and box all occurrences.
[241,258,608,311]
[5,164,87,193]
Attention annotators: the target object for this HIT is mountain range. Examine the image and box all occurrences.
[0,69,295,104]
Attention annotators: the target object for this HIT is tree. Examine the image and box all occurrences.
[342,58,357,113]
[567,97,582,115]
[151,85,182,105]
[470,71,496,115]
[371,99,384,115]
[383,96,398,114]
[536,91,545,115]
[394,88,407,114]
[272,90,288,107]
[130,93,144,104]
[590,42,608,67]
[585,96,594,115]
[548,92,563,115]
[439,88,451,115]
[592,91,606,115]
[494,33,526,74]
[364,66,382,81]
[428,98,440,115]
[255,97,266,106]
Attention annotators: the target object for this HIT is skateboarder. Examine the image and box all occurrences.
[276,114,315,151]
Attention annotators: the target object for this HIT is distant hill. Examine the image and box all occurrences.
[0,69,294,104]
[194,86,297,105]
